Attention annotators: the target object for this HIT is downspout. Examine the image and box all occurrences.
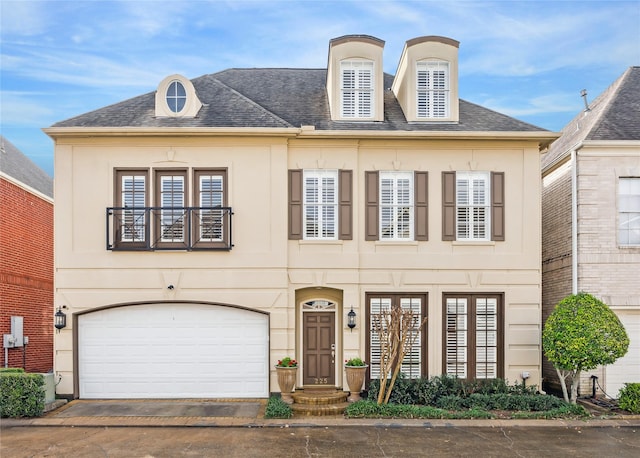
[571,149,578,294]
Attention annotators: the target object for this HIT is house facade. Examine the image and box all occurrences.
[542,66,640,398]
[0,136,54,372]
[46,35,556,399]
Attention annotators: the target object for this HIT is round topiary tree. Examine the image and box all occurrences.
[542,292,629,404]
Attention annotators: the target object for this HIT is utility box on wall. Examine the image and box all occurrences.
[11,316,24,347]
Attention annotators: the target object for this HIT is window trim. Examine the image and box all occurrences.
[289,169,352,241]
[455,171,491,242]
[365,171,428,241]
[154,169,188,249]
[165,80,187,114]
[340,59,375,119]
[416,59,450,119]
[303,169,339,240]
[113,168,150,250]
[379,171,414,241]
[442,171,504,242]
[442,293,504,380]
[366,292,428,383]
[193,168,228,249]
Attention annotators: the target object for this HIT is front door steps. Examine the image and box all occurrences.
[290,386,349,416]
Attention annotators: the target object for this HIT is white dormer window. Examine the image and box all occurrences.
[155,74,202,118]
[416,60,449,119]
[341,60,374,118]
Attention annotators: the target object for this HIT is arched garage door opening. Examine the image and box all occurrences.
[77,302,269,399]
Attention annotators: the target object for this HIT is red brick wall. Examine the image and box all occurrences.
[0,178,54,372]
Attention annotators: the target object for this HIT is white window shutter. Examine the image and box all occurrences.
[121,175,146,242]
[416,61,449,118]
[303,170,338,240]
[341,61,374,118]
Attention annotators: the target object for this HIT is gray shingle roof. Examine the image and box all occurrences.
[52,68,547,133]
[542,66,640,169]
[0,136,53,198]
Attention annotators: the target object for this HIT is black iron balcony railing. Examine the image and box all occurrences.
[106,206,233,251]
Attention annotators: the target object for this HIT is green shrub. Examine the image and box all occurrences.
[0,368,25,373]
[264,395,292,419]
[0,371,45,418]
[435,395,466,410]
[511,404,588,419]
[344,400,493,419]
[618,383,640,414]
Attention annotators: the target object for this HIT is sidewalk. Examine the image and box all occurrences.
[2,399,640,429]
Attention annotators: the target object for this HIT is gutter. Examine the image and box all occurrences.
[44,126,559,151]
[571,149,578,294]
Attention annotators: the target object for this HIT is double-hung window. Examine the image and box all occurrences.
[365,171,429,241]
[456,171,490,241]
[288,169,352,241]
[380,172,414,240]
[304,170,338,240]
[442,171,505,242]
[444,294,503,380]
[341,60,374,119]
[416,60,449,119]
[619,177,640,246]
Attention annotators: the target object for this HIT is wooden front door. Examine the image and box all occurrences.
[303,312,335,386]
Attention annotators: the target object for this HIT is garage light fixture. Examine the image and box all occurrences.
[54,306,67,332]
[347,306,356,331]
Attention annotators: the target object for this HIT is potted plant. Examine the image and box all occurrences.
[275,357,298,404]
[344,357,368,402]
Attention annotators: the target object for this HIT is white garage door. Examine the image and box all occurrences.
[606,311,640,398]
[78,303,269,399]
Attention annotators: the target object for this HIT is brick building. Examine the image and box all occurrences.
[0,136,54,372]
[542,67,640,398]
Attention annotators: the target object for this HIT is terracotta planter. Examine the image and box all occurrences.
[345,364,368,402]
[275,366,297,404]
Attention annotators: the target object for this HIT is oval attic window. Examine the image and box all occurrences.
[166,81,187,113]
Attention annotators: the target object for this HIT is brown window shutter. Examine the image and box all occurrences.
[288,169,303,240]
[365,171,379,241]
[442,171,456,241]
[491,172,505,241]
[338,170,353,240]
[415,171,428,241]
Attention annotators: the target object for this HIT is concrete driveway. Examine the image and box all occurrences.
[2,424,640,457]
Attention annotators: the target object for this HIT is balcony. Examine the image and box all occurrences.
[106,206,233,251]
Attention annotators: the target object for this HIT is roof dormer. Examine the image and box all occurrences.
[326,35,385,122]
[392,36,460,123]
[155,74,202,118]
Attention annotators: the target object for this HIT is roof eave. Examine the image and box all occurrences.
[42,126,302,138]
[43,126,559,150]
[298,128,559,150]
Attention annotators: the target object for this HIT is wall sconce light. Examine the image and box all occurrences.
[347,306,356,331]
[54,306,67,331]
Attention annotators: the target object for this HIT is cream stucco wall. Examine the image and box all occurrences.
[52,132,545,396]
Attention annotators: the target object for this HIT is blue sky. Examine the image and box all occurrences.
[1,0,639,177]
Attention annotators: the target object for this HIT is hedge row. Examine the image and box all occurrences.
[0,368,45,418]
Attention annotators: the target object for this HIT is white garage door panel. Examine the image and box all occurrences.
[607,311,640,398]
[78,303,269,399]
